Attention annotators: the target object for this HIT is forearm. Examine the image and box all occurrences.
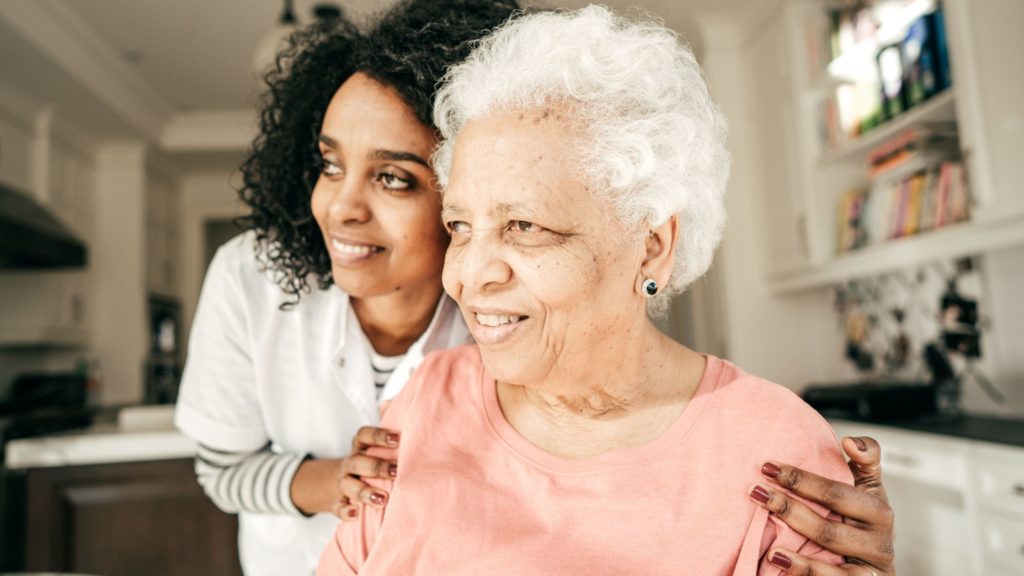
[194,443,306,516]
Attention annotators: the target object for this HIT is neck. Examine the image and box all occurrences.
[350,282,444,356]
[496,322,706,459]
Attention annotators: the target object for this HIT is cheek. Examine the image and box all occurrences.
[310,179,329,228]
[441,245,462,296]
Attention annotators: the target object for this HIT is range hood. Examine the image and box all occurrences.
[0,181,86,269]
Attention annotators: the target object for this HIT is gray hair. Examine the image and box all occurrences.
[433,5,730,314]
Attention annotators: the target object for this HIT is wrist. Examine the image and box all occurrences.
[290,457,344,516]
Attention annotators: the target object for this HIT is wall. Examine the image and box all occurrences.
[178,170,245,349]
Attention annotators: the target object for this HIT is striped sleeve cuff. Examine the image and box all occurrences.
[195,444,307,517]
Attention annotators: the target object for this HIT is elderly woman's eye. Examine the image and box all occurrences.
[378,171,412,190]
[510,220,539,233]
[446,221,469,234]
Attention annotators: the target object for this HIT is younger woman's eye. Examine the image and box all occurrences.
[378,172,412,190]
[320,157,342,177]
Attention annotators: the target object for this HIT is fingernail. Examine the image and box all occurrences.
[389,465,398,477]
[369,493,386,505]
[386,433,400,445]
[750,485,770,504]
[761,462,781,479]
[769,552,792,569]
[853,437,868,452]
[346,508,358,518]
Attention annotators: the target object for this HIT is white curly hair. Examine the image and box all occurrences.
[432,5,730,315]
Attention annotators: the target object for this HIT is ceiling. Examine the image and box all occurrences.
[0,0,772,161]
[55,0,767,112]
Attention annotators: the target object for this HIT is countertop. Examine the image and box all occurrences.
[829,413,1024,448]
[3,405,195,469]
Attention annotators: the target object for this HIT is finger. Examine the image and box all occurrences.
[337,504,361,522]
[840,437,889,504]
[760,461,891,526]
[339,475,389,508]
[749,484,891,569]
[351,426,400,453]
[766,548,887,576]
[342,453,398,480]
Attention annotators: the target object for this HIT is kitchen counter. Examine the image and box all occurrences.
[3,405,195,469]
[829,413,1024,448]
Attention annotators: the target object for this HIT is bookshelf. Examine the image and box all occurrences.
[819,88,956,165]
[766,0,1024,295]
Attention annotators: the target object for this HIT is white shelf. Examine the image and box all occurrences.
[0,324,89,349]
[819,89,958,166]
[768,210,1024,294]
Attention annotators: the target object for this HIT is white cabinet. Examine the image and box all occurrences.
[969,443,1024,575]
[0,112,33,192]
[830,419,1024,576]
[765,0,1024,293]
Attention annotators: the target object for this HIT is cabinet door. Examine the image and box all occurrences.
[25,458,242,576]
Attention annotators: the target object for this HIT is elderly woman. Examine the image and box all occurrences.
[317,6,891,576]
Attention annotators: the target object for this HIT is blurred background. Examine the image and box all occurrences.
[0,0,1021,574]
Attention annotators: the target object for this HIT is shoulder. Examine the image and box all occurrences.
[380,345,483,429]
[705,357,848,475]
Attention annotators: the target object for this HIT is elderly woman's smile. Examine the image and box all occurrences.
[441,105,645,392]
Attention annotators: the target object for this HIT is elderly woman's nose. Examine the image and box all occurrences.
[457,234,513,292]
[325,178,372,224]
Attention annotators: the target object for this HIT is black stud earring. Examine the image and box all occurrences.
[643,278,658,297]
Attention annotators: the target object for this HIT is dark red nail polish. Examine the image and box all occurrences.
[769,552,792,569]
[369,493,386,505]
[750,485,770,504]
[386,433,400,445]
[761,462,781,479]
[853,437,868,452]
[346,508,358,518]
[389,465,398,477]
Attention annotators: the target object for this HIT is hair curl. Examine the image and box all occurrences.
[433,6,730,316]
[237,0,519,307]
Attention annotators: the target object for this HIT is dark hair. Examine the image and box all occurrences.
[236,0,519,307]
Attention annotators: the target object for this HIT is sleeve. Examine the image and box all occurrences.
[194,443,305,516]
[316,353,429,575]
[753,414,855,575]
[174,240,270,453]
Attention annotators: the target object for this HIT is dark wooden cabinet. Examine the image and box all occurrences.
[23,458,242,576]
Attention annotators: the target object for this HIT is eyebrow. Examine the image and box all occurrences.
[317,135,430,168]
[440,205,467,220]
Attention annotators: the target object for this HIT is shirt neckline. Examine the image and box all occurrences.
[480,351,725,475]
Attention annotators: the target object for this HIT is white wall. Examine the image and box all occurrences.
[178,169,245,348]
[694,15,840,390]
[90,143,148,405]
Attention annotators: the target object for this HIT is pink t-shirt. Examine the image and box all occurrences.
[319,345,852,575]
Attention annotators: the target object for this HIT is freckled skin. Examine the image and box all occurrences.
[441,105,647,394]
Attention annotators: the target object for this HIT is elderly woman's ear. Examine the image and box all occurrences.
[639,215,679,296]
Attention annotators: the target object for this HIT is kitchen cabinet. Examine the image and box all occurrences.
[21,457,241,576]
[0,111,33,193]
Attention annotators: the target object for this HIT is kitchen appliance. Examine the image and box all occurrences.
[0,181,86,269]
[802,381,938,421]
[0,372,93,462]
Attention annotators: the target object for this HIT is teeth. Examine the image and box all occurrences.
[332,239,378,255]
[475,313,524,327]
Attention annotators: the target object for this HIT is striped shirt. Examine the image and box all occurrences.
[193,350,407,516]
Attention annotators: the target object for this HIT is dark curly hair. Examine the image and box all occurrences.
[237,0,520,307]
